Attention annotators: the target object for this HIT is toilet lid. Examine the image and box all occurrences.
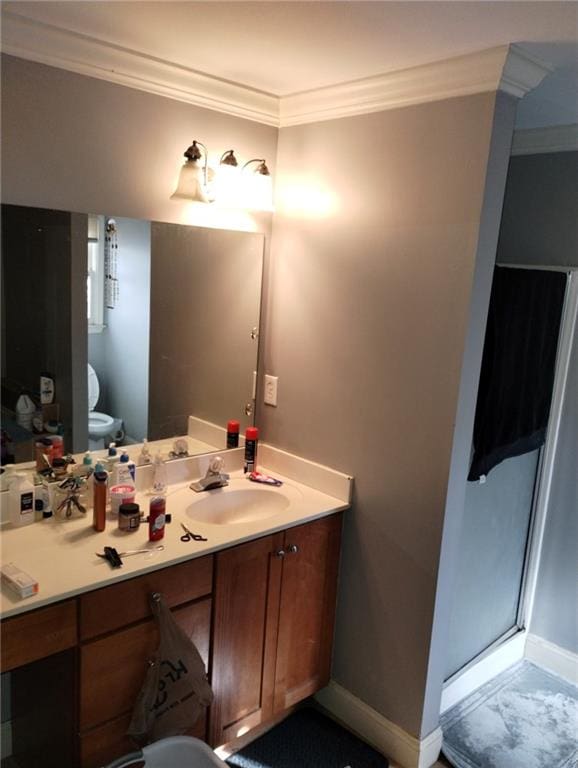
[87,363,100,412]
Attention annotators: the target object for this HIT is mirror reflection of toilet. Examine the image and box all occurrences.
[88,363,117,448]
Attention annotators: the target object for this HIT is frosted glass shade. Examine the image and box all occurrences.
[213,162,241,208]
[171,160,210,203]
[243,171,274,212]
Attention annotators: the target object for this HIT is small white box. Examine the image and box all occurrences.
[1,563,39,599]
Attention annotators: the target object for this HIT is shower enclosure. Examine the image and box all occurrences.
[443,265,577,703]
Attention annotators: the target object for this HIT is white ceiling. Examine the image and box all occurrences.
[2,1,578,128]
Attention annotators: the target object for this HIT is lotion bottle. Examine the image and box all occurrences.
[9,473,35,527]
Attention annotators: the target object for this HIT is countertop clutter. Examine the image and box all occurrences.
[0,444,353,619]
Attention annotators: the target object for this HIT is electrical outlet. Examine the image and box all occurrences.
[264,374,278,407]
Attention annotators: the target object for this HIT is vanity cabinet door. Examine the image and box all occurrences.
[209,514,343,748]
[273,513,342,713]
[209,533,284,747]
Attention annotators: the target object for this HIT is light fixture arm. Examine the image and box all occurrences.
[242,158,270,176]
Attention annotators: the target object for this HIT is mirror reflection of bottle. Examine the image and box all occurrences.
[244,427,259,473]
[227,420,240,449]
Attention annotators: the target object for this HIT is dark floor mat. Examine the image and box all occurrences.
[226,707,389,768]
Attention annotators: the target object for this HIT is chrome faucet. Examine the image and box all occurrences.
[190,456,230,492]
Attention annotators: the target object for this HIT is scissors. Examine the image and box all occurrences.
[180,522,208,542]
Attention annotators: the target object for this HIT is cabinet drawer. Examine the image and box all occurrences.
[79,555,213,640]
[1,600,77,672]
[80,597,211,730]
[79,710,207,768]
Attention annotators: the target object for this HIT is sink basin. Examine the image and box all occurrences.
[185,487,291,525]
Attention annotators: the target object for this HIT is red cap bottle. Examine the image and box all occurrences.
[226,420,240,449]
[244,427,259,473]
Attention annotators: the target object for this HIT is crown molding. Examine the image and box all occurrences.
[512,124,578,155]
[279,45,552,127]
[1,11,280,126]
[1,13,552,130]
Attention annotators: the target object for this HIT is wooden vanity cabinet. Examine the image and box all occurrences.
[0,512,344,765]
[209,513,342,747]
[78,556,213,768]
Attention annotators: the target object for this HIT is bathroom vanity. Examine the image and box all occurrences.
[0,447,351,767]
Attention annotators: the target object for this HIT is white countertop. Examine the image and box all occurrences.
[0,464,350,619]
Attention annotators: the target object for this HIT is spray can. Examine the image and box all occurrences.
[226,420,240,449]
[244,427,259,474]
[148,495,168,541]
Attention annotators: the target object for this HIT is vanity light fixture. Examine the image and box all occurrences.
[171,142,273,210]
[171,140,212,203]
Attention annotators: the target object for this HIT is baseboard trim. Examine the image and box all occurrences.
[441,631,526,714]
[525,634,578,685]
[315,681,442,768]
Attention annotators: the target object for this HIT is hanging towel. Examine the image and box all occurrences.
[468,267,566,482]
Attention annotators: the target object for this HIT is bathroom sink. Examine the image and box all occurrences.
[171,481,301,526]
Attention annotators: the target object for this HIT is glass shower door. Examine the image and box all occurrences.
[445,266,567,681]
[444,449,539,678]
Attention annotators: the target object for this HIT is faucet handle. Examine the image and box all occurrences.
[209,455,224,474]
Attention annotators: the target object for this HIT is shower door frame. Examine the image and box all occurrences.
[441,266,578,714]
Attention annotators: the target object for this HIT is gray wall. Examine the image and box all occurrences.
[498,151,578,268]
[531,326,578,653]
[261,92,511,738]
[148,223,263,439]
[1,54,277,233]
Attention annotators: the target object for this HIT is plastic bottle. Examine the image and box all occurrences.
[39,373,55,405]
[152,452,167,494]
[39,482,53,519]
[138,439,152,465]
[244,427,259,473]
[16,394,36,431]
[92,471,108,532]
[35,438,54,471]
[50,435,64,460]
[107,442,119,473]
[9,473,35,527]
[227,420,240,449]
[113,452,136,485]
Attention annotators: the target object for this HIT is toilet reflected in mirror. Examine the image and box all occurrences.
[87,363,122,449]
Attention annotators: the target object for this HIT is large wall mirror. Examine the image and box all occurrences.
[1,204,264,467]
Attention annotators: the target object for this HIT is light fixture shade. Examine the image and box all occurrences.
[171,159,211,203]
[242,159,274,212]
[213,149,241,208]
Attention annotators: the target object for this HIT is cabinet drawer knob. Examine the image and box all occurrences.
[275,549,286,558]
[287,544,299,554]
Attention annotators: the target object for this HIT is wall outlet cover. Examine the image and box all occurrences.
[264,374,278,406]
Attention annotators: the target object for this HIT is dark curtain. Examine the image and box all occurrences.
[468,267,567,481]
